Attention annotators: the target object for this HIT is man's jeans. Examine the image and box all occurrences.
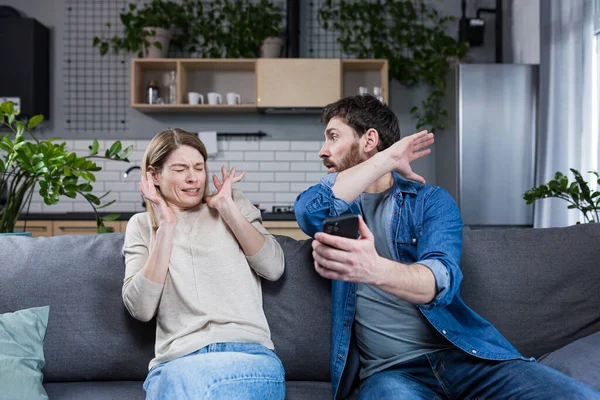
[143,342,285,400]
[359,348,600,400]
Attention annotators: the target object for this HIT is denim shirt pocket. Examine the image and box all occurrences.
[394,224,423,262]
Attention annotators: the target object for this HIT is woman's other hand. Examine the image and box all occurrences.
[206,166,245,211]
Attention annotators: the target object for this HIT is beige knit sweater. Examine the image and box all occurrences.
[122,189,285,369]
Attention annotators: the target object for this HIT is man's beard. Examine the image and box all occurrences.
[323,141,362,173]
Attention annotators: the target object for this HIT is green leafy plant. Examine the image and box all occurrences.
[523,169,600,223]
[93,0,284,59]
[0,101,134,234]
[194,0,284,58]
[318,0,469,133]
[93,0,196,57]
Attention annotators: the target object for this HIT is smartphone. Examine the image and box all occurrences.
[322,214,359,239]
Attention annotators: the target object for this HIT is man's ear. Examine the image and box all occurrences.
[362,128,380,153]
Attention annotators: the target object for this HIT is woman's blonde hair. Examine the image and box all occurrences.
[141,128,209,229]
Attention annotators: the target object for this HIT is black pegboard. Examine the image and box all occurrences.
[63,0,288,132]
[307,0,349,58]
[64,0,129,133]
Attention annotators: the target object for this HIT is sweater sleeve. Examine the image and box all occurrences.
[232,189,285,281]
[121,214,164,322]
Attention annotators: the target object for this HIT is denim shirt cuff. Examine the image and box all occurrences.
[319,173,355,215]
[417,259,449,307]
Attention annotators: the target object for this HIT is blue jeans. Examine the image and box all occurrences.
[359,348,600,400]
[143,342,285,400]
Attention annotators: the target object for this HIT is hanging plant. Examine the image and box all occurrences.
[318,0,469,133]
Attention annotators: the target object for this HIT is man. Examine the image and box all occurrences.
[294,94,600,399]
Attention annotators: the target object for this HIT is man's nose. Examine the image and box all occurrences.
[319,144,330,158]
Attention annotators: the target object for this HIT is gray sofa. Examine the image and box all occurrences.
[1,223,600,399]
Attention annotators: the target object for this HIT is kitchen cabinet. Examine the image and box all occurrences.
[256,59,342,108]
[130,58,388,113]
[14,220,53,238]
[15,218,307,240]
[52,220,122,236]
[262,221,309,241]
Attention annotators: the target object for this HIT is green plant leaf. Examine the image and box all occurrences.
[27,115,44,129]
[107,141,122,158]
[1,101,14,115]
[120,145,134,161]
[102,213,120,221]
[89,139,100,156]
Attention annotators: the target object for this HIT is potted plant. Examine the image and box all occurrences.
[196,0,284,58]
[93,0,195,58]
[0,101,134,235]
[255,0,285,58]
[523,169,600,223]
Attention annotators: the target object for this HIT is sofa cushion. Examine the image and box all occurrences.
[263,236,331,382]
[538,331,600,391]
[43,380,332,400]
[460,223,600,358]
[0,305,49,400]
[0,233,155,382]
[285,381,332,399]
[44,381,144,399]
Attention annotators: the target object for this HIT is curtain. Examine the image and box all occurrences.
[535,0,597,227]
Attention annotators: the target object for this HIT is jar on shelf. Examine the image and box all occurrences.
[146,80,160,104]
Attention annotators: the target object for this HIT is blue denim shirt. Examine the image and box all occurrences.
[294,172,532,399]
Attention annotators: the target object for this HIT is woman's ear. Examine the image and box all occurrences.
[362,128,380,153]
[147,166,160,186]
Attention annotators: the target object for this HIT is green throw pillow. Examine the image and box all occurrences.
[0,306,49,400]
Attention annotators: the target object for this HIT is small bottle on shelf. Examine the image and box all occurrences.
[146,80,159,104]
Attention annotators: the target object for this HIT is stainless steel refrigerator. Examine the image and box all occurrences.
[435,64,538,227]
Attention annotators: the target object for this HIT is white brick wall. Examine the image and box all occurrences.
[29,139,327,213]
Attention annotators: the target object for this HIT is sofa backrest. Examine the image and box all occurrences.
[460,223,600,358]
[0,233,331,383]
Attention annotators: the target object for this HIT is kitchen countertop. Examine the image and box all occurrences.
[20,211,297,222]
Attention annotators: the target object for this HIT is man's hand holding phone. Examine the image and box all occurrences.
[313,214,389,285]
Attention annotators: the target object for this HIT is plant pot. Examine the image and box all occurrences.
[260,37,284,58]
[0,232,32,237]
[142,27,172,58]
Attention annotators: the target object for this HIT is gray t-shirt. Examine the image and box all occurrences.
[355,188,452,380]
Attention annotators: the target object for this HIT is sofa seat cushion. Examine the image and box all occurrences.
[43,380,331,399]
[285,381,332,399]
[44,381,145,399]
[539,330,600,391]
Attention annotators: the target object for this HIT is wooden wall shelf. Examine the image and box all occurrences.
[130,58,389,114]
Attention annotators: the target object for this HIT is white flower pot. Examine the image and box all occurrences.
[260,36,284,58]
[142,27,172,58]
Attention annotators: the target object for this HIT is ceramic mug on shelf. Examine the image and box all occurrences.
[226,92,241,105]
[207,92,222,105]
[188,92,204,105]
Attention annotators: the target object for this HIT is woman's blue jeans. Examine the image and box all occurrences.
[143,342,285,400]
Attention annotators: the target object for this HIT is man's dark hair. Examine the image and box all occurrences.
[321,94,401,151]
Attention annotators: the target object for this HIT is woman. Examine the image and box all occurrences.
[122,129,286,399]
